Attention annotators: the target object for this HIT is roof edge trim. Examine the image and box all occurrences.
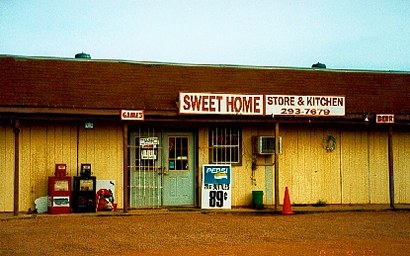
[1,54,409,74]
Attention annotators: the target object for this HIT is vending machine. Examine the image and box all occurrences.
[72,163,97,212]
[48,164,72,214]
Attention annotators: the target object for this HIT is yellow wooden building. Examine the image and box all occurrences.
[0,55,409,214]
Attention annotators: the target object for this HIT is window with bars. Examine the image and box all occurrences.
[209,127,241,164]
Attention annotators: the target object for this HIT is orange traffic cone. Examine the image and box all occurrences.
[282,187,294,215]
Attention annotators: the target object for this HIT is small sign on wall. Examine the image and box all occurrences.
[85,122,94,129]
[121,110,144,120]
[376,114,394,124]
[201,164,232,209]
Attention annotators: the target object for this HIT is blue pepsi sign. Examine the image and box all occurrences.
[202,164,232,209]
[204,165,231,185]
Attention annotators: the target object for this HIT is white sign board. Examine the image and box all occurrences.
[265,95,345,117]
[121,110,144,120]
[376,114,394,124]
[179,93,345,117]
[139,137,159,146]
[140,149,157,160]
[179,93,264,115]
[201,164,232,209]
[139,137,159,160]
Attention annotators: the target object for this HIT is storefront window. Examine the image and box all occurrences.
[209,127,241,164]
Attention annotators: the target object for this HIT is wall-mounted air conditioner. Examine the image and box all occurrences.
[252,136,282,155]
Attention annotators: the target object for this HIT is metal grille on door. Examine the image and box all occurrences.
[129,128,163,208]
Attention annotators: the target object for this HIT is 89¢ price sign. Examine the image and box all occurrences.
[201,164,232,209]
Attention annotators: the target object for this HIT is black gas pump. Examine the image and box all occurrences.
[72,164,96,212]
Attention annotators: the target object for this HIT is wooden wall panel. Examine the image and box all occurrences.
[44,123,78,176]
[297,129,314,203]
[280,126,342,204]
[197,127,209,206]
[19,123,31,211]
[0,122,15,212]
[180,125,402,207]
[368,131,389,203]
[280,126,390,205]
[340,130,370,204]
[20,123,43,211]
[394,129,410,204]
[279,128,298,202]
[29,124,48,207]
[254,127,275,206]
[14,120,124,212]
[234,127,273,207]
[5,120,407,213]
[18,121,79,211]
[310,129,342,204]
[234,129,253,206]
[197,128,209,166]
[197,127,273,207]
[78,120,123,208]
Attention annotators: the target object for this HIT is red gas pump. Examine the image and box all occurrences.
[48,164,71,214]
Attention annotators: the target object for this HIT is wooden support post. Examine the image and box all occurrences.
[123,123,129,213]
[13,120,20,216]
[274,122,280,211]
[388,126,394,209]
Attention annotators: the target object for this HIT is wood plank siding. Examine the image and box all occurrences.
[278,125,395,205]
[0,120,123,212]
[394,128,410,204]
[0,121,14,212]
[195,124,407,207]
[2,122,407,211]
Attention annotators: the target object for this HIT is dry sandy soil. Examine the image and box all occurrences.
[1,210,409,256]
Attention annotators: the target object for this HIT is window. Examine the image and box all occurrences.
[168,136,189,171]
[209,127,241,164]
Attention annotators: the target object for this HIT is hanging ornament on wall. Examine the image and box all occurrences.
[323,135,337,152]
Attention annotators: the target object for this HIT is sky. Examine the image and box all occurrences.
[1,1,409,71]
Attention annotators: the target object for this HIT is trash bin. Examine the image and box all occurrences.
[252,191,264,209]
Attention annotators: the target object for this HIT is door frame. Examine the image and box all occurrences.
[161,131,196,207]
[128,127,198,209]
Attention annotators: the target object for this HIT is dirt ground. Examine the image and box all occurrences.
[1,210,409,256]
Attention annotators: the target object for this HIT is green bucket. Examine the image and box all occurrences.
[252,191,264,209]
